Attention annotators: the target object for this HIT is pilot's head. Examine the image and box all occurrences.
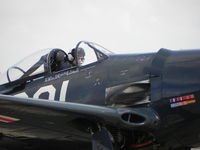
[69,47,85,66]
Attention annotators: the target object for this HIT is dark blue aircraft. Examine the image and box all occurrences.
[0,41,199,150]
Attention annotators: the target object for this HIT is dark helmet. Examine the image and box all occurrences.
[68,47,85,66]
[71,47,85,58]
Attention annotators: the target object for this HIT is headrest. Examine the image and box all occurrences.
[55,51,66,62]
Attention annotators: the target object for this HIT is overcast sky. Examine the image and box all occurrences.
[0,0,200,72]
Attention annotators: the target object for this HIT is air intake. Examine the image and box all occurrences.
[121,113,146,124]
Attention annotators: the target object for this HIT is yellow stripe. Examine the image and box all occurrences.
[186,99,196,104]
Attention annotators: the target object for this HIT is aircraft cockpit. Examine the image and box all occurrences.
[0,41,113,85]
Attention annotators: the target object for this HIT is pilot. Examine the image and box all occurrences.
[67,47,85,67]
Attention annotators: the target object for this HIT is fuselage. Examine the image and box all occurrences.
[0,52,155,106]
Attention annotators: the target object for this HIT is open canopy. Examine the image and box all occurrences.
[0,41,113,85]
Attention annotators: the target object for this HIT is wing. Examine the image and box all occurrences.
[0,94,159,149]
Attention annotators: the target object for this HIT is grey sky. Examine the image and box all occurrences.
[0,0,200,72]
